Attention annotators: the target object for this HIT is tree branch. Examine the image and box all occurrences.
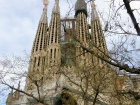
[123,0,140,35]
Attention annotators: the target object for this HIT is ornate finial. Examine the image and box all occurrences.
[43,0,48,5]
[39,0,48,23]
[43,0,48,12]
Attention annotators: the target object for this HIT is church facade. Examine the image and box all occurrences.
[6,0,137,105]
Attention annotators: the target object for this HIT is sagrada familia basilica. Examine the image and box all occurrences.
[6,0,139,105]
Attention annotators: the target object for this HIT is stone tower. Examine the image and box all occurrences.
[46,0,61,67]
[90,0,108,65]
[75,0,91,67]
[24,0,48,90]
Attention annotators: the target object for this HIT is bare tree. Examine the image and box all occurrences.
[0,0,140,105]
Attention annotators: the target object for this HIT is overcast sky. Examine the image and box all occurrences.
[0,0,116,57]
[0,0,75,57]
[0,0,139,58]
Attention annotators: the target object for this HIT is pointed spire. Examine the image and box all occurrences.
[6,91,13,104]
[52,0,60,13]
[11,85,14,94]
[91,0,99,21]
[17,81,20,90]
[14,81,20,100]
[39,0,48,23]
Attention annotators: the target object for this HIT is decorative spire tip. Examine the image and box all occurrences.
[43,0,48,5]
[43,0,48,12]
